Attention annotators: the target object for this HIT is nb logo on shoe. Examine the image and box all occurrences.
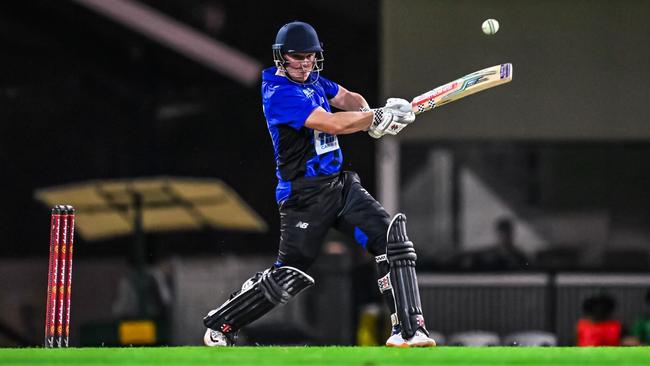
[295,221,309,229]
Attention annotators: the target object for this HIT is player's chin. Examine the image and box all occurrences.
[290,72,310,82]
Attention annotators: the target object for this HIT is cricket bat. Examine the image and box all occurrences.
[411,63,512,115]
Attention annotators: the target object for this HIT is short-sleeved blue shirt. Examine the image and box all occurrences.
[261,67,342,203]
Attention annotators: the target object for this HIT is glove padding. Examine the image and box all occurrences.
[368,98,416,139]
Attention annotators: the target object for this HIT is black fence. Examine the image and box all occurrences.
[418,272,650,345]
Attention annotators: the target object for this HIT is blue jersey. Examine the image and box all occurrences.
[261,67,342,203]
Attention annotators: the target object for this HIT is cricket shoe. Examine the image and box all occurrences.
[385,325,436,347]
[203,308,238,346]
[204,328,233,346]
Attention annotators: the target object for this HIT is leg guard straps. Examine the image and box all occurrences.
[375,254,392,293]
[203,266,314,335]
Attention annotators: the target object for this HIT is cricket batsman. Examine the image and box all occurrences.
[203,21,435,347]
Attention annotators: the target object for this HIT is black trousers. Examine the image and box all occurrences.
[275,171,391,270]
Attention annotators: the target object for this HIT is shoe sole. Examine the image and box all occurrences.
[385,340,436,348]
[385,342,409,348]
[408,340,436,347]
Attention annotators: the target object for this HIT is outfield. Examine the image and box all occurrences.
[1,346,649,366]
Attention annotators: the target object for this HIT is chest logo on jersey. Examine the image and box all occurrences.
[302,88,325,105]
[302,88,315,98]
[314,130,339,155]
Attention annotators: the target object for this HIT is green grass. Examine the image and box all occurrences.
[1,346,649,366]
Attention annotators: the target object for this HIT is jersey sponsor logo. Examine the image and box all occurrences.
[295,221,309,229]
[314,130,339,155]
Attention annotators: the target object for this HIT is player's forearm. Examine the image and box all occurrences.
[324,111,373,135]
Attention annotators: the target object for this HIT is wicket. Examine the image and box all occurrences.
[44,205,75,348]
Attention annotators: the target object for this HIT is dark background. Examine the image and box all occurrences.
[2,1,650,348]
[3,0,650,267]
[0,0,378,259]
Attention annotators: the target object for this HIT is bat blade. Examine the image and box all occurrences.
[411,63,512,115]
